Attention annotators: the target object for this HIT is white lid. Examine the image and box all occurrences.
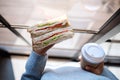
[81,43,105,63]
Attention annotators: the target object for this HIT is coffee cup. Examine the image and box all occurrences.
[80,43,105,70]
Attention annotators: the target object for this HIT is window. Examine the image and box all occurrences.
[0,0,120,58]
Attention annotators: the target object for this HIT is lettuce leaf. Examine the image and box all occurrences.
[43,35,62,46]
[37,22,56,27]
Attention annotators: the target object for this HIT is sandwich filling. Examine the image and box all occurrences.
[40,30,69,42]
[37,21,56,27]
[35,23,63,31]
[28,15,69,33]
[35,20,68,32]
[42,35,62,46]
[35,30,72,46]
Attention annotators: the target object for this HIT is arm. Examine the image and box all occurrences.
[21,51,47,80]
[21,45,54,80]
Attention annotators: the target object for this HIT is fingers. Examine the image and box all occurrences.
[85,66,95,73]
[85,66,101,75]
[85,62,104,75]
[97,62,104,69]
[35,44,55,55]
[78,56,82,61]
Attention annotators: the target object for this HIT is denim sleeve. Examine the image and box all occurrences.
[21,51,48,80]
[101,67,119,80]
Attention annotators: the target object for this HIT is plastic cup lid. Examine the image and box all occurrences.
[81,43,105,63]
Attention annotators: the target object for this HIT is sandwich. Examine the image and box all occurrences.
[32,28,74,50]
[27,15,74,51]
[28,15,70,38]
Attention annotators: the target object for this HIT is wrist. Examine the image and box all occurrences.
[34,49,47,56]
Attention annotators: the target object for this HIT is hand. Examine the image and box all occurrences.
[34,44,54,56]
[85,62,104,75]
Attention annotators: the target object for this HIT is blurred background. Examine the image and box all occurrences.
[0,0,120,80]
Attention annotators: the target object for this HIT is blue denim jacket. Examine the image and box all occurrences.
[21,51,118,80]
